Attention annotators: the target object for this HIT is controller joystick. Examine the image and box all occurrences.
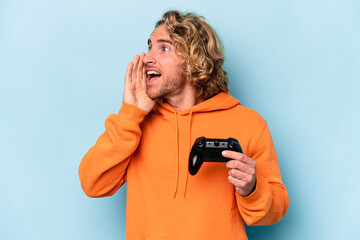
[189,137,243,175]
[196,137,205,147]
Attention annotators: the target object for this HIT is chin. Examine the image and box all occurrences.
[147,95,158,101]
[146,90,161,101]
[146,87,168,101]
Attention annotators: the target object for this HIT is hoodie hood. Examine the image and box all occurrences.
[156,92,241,115]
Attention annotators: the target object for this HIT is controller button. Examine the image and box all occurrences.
[229,141,238,148]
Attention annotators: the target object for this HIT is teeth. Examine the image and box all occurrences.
[147,70,161,75]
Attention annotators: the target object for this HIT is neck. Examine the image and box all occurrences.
[164,86,204,111]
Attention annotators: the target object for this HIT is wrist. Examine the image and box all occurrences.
[246,179,257,196]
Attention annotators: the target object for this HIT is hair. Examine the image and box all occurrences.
[156,10,229,99]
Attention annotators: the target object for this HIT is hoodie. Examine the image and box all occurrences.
[79,92,289,240]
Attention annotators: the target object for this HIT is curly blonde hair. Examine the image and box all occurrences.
[156,10,229,99]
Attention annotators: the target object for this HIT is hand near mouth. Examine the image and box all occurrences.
[123,53,155,113]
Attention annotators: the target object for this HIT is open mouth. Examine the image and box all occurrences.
[146,70,162,83]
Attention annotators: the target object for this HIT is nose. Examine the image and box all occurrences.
[143,49,156,65]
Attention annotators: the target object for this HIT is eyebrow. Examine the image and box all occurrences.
[147,39,173,45]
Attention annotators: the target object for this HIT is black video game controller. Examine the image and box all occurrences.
[189,137,243,175]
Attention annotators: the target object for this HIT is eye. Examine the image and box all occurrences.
[162,46,169,52]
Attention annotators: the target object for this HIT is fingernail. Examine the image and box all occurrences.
[222,151,228,156]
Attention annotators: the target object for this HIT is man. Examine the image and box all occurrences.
[79,10,289,240]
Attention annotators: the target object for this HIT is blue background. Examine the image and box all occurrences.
[1,0,359,239]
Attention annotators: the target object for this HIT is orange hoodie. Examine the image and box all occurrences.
[79,92,289,240]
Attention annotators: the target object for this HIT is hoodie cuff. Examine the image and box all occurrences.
[118,102,148,118]
[235,175,272,208]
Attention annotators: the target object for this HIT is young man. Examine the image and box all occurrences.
[79,10,289,240]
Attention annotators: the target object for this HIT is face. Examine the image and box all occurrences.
[143,25,187,100]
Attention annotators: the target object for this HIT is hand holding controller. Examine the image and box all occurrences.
[189,137,243,175]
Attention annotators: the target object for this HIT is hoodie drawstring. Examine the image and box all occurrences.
[183,111,192,198]
[173,111,180,199]
[173,110,193,199]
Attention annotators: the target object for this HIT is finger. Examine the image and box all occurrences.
[228,168,255,182]
[125,61,133,84]
[228,175,247,189]
[226,159,247,170]
[142,64,146,84]
[228,168,247,179]
[137,53,145,74]
[132,55,140,81]
[137,53,145,84]
[226,160,255,175]
[223,150,253,165]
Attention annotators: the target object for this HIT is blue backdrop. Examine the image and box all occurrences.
[1,0,359,239]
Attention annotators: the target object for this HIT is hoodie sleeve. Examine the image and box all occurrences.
[79,102,147,198]
[235,123,289,225]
